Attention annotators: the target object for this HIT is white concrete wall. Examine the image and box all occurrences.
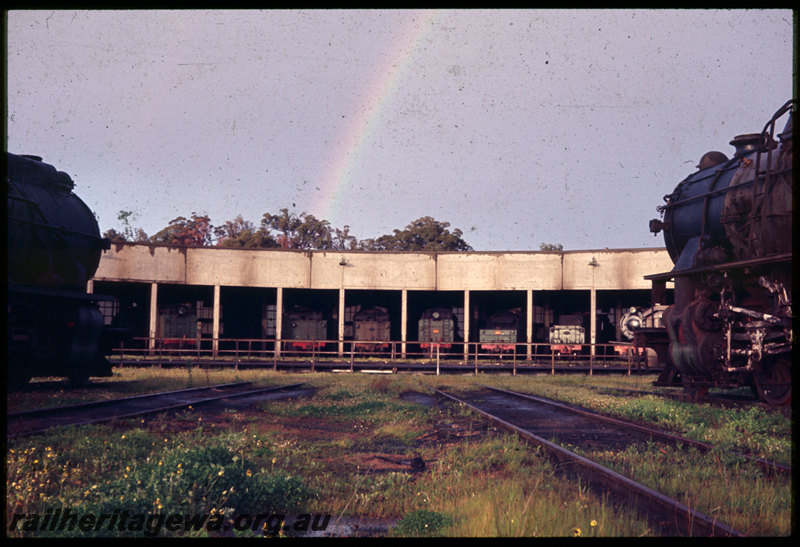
[93,243,674,291]
[436,253,563,290]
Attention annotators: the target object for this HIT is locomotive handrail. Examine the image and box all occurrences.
[761,99,796,136]
[660,162,791,210]
[644,252,793,281]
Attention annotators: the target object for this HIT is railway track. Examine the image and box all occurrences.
[433,386,756,537]
[7,382,306,438]
[483,386,790,475]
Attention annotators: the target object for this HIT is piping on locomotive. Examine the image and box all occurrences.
[7,153,129,387]
[643,100,793,405]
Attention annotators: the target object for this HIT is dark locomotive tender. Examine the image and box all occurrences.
[478,309,521,353]
[158,303,200,349]
[7,152,126,387]
[643,100,793,405]
[417,307,457,353]
[283,305,328,351]
[353,306,391,352]
[548,324,585,355]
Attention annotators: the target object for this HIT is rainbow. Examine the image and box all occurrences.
[312,10,440,224]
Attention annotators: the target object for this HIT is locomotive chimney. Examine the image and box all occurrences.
[729,133,768,158]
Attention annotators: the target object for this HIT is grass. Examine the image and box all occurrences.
[6,367,793,537]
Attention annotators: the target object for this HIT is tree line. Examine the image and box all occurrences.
[104,209,563,252]
[103,209,476,252]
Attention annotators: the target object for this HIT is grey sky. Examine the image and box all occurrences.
[6,9,794,251]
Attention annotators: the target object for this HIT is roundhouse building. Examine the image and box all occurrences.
[89,243,673,360]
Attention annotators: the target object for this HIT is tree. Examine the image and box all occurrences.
[539,243,564,251]
[360,217,473,251]
[332,225,359,250]
[260,209,333,250]
[149,212,214,247]
[214,215,277,249]
[102,210,148,243]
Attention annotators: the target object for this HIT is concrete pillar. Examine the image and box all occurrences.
[276,287,283,358]
[463,289,470,362]
[590,287,597,357]
[401,289,408,358]
[149,282,158,354]
[589,258,599,357]
[338,288,346,357]
[526,290,533,360]
[212,284,221,357]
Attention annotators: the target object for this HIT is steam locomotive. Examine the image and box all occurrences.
[644,100,793,404]
[7,153,125,387]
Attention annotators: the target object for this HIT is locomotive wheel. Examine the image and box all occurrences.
[754,357,792,406]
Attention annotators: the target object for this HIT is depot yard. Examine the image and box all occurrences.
[6,368,792,537]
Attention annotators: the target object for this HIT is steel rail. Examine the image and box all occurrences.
[483,385,791,476]
[7,382,253,418]
[433,388,745,537]
[7,382,306,438]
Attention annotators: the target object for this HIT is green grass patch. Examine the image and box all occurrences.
[7,368,791,537]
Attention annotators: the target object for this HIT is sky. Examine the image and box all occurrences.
[6,9,795,251]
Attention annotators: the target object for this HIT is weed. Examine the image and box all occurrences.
[393,509,453,536]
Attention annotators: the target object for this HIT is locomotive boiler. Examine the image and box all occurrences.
[646,100,793,404]
[7,152,122,387]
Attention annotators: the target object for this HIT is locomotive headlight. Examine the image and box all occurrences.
[626,317,642,330]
